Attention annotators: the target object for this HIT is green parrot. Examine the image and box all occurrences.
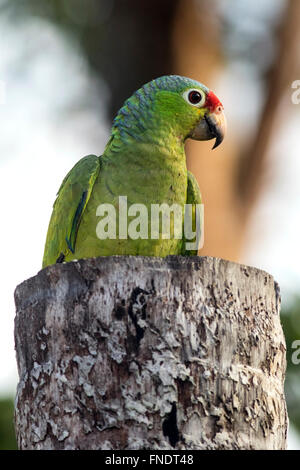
[42,75,226,267]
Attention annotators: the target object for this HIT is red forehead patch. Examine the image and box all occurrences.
[205,91,222,111]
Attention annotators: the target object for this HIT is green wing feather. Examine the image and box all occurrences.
[182,170,203,256]
[42,155,100,267]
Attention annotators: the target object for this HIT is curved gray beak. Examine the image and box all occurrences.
[190,109,226,149]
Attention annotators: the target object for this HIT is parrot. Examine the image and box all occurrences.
[42,75,226,267]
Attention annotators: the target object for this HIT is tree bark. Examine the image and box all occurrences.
[14,256,288,450]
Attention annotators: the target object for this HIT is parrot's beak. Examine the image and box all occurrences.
[190,108,226,149]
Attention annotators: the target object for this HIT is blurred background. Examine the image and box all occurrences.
[0,0,300,449]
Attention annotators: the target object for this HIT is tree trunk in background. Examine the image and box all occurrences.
[239,0,300,212]
[14,256,287,450]
[90,0,180,119]
[172,0,244,262]
[172,0,300,261]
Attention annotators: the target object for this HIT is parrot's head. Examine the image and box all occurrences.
[179,80,226,149]
[113,75,226,149]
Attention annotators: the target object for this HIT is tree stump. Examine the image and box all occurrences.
[14,256,288,450]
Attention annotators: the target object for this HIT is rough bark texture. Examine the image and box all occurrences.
[14,256,288,450]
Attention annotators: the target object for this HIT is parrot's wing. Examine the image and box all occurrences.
[182,170,203,256]
[42,155,100,267]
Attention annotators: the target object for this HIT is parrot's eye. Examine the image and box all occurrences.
[183,88,206,107]
[188,91,202,104]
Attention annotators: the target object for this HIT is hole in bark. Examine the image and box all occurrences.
[127,287,149,352]
[114,304,126,319]
[162,402,180,447]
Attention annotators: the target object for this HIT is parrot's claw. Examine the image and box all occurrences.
[56,253,65,264]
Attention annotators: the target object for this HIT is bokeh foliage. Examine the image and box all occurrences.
[281,299,300,435]
[0,397,17,449]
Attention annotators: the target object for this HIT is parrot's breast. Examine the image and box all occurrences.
[74,143,188,259]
